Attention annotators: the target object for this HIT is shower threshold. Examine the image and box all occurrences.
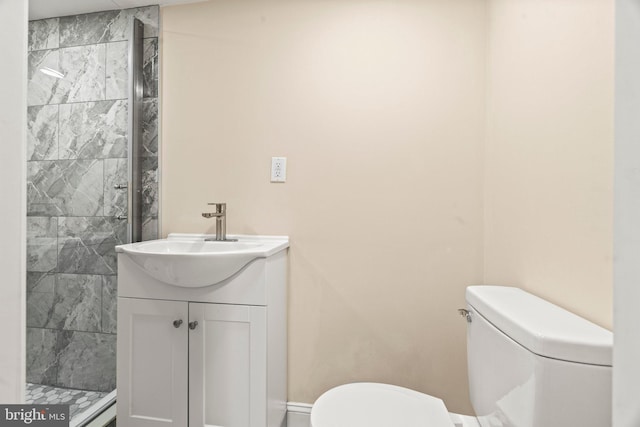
[26,383,116,426]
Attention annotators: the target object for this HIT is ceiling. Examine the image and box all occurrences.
[29,0,206,20]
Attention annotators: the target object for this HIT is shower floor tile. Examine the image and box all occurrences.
[25,383,108,419]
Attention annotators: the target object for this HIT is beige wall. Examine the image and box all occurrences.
[160,0,614,413]
[484,0,614,329]
[161,0,486,413]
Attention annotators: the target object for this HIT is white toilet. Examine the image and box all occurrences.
[310,286,613,427]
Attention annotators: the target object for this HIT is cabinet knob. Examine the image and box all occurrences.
[188,321,198,330]
[173,319,183,328]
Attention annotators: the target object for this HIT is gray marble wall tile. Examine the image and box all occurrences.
[28,160,104,216]
[59,11,120,47]
[59,6,158,48]
[28,49,63,106]
[56,331,116,391]
[28,45,107,106]
[27,328,58,385]
[27,216,57,237]
[58,217,126,275]
[59,100,127,159]
[27,217,58,272]
[142,217,158,241]
[27,161,59,216]
[60,45,107,103]
[27,272,56,293]
[29,18,60,52]
[27,161,61,216]
[104,158,128,217]
[102,276,117,334]
[28,105,59,161]
[142,98,158,155]
[142,156,158,219]
[106,41,129,100]
[27,292,55,328]
[48,274,102,332]
[113,6,160,40]
[143,38,158,98]
[142,156,158,188]
[142,182,158,220]
[142,185,158,237]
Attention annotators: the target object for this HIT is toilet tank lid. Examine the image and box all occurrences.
[466,286,612,366]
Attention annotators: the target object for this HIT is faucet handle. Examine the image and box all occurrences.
[207,202,226,213]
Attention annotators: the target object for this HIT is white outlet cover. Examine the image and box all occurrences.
[271,157,287,183]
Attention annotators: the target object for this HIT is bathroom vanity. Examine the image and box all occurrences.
[115,234,289,427]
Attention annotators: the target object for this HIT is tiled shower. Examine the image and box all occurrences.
[26,5,159,401]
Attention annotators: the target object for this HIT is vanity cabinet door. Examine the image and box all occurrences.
[117,298,189,427]
[189,303,267,427]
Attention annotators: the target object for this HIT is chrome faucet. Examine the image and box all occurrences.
[202,203,236,241]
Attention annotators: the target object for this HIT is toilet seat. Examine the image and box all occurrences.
[310,383,455,427]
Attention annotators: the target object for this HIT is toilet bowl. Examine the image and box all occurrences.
[310,286,613,427]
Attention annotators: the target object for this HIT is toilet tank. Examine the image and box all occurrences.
[465,286,612,427]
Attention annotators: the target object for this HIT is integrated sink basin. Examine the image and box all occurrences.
[132,240,262,254]
[116,234,289,287]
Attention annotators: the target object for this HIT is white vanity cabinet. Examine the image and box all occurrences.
[116,235,288,427]
[118,300,268,427]
[117,298,189,427]
[189,303,267,427]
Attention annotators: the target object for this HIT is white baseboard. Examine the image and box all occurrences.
[287,402,312,427]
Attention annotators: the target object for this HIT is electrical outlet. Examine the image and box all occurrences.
[271,157,287,183]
